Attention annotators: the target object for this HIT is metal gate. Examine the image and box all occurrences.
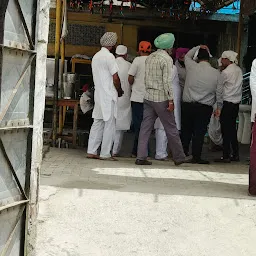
[0,0,37,255]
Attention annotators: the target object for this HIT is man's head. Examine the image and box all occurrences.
[221,50,238,68]
[138,41,152,56]
[176,48,190,62]
[197,48,210,62]
[115,45,128,60]
[154,33,175,56]
[100,32,118,52]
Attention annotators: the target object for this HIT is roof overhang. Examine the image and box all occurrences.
[240,0,256,15]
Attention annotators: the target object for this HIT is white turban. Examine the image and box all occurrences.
[221,50,238,64]
[116,45,127,55]
[218,58,222,67]
[100,32,118,47]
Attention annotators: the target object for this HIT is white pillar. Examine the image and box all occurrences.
[28,0,50,255]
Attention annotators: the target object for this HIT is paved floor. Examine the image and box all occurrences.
[35,147,256,256]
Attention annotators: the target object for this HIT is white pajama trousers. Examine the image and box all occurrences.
[112,130,125,155]
[155,128,168,160]
[87,114,116,158]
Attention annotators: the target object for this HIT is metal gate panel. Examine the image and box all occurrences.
[0,50,32,124]
[4,0,34,49]
[0,0,37,255]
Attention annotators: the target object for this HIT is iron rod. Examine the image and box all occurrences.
[52,0,62,146]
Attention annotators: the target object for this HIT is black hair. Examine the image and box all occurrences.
[197,48,210,61]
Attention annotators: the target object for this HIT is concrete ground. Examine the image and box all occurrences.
[35,144,256,256]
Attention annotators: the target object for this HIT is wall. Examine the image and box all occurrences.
[48,9,240,62]
[218,22,238,57]
[47,11,138,57]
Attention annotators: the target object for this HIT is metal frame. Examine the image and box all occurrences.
[0,0,37,255]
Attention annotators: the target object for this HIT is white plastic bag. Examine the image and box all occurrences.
[208,114,222,146]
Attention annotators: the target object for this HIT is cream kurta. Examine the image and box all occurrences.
[116,57,132,130]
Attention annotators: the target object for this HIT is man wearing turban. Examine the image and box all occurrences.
[128,41,152,158]
[87,32,124,161]
[215,50,243,163]
[175,47,190,93]
[135,33,186,166]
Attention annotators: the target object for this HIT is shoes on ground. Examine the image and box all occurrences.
[190,158,210,164]
[135,159,152,165]
[230,155,240,162]
[214,157,231,163]
[174,160,184,166]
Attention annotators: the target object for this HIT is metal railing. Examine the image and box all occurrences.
[241,72,251,105]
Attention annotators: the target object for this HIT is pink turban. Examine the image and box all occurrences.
[82,84,89,92]
[176,48,190,60]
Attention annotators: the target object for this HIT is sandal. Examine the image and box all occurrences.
[112,154,121,157]
[87,154,100,159]
[99,157,118,161]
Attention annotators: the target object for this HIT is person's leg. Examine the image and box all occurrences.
[249,122,256,195]
[155,128,168,160]
[181,102,194,156]
[155,101,185,164]
[230,103,239,159]
[220,102,232,159]
[87,119,104,155]
[137,100,157,161]
[192,104,212,162]
[100,103,116,159]
[112,130,124,156]
[131,102,144,156]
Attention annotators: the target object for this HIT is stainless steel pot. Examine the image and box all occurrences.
[63,73,76,99]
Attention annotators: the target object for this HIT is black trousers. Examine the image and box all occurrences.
[181,102,213,160]
[131,101,144,156]
[220,101,239,159]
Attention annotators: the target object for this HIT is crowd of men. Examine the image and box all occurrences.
[86,31,243,166]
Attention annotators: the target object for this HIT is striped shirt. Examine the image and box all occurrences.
[144,49,173,102]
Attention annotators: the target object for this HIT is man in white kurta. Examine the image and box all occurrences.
[112,45,132,156]
[250,59,256,123]
[87,32,123,160]
[154,65,181,160]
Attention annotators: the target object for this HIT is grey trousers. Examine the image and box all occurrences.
[137,100,185,163]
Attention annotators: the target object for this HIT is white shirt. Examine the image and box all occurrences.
[250,59,256,122]
[128,56,148,103]
[221,63,243,104]
[183,46,222,107]
[91,47,119,121]
[116,57,132,130]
